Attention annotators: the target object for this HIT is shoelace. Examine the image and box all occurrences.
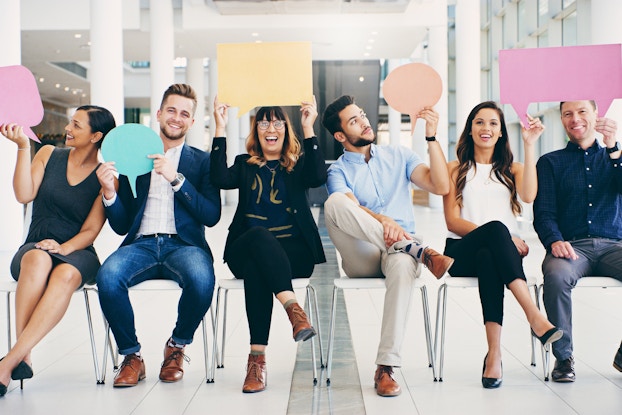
[246,361,262,381]
[422,250,436,269]
[377,366,395,379]
[115,355,140,374]
[162,349,190,367]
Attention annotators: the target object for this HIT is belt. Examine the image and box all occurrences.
[138,233,177,239]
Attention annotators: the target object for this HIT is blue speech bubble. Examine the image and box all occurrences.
[101,123,163,197]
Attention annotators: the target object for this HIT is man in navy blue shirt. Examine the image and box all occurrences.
[534,100,622,382]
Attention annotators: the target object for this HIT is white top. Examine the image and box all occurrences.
[447,163,519,239]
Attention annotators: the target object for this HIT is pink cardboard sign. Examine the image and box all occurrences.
[382,63,442,135]
[499,44,622,126]
[0,65,44,142]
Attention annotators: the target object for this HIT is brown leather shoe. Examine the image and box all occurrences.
[374,365,401,397]
[159,341,188,383]
[113,354,146,387]
[285,303,317,342]
[242,354,267,393]
[422,248,454,279]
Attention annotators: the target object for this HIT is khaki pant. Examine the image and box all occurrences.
[324,192,421,367]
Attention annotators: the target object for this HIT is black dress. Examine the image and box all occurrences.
[10,148,102,285]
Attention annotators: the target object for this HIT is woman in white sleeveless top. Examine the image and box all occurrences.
[443,101,561,389]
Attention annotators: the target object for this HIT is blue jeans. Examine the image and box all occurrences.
[96,236,215,355]
[542,238,622,361]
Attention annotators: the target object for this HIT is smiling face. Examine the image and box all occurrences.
[256,115,286,160]
[65,109,96,148]
[470,107,502,152]
[156,94,195,143]
[560,100,598,147]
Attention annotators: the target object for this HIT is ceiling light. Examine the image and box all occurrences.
[55,83,61,88]
[64,86,69,91]
[38,77,45,82]
[251,32,259,37]
[74,33,82,39]
[359,76,365,82]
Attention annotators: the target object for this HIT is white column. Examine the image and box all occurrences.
[0,0,24,252]
[455,0,481,133]
[208,58,218,141]
[387,59,402,146]
[426,21,449,210]
[149,0,175,131]
[186,58,206,149]
[90,0,124,125]
[589,0,622,125]
[224,107,240,205]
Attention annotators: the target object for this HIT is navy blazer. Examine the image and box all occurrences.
[105,143,221,259]
[210,136,326,265]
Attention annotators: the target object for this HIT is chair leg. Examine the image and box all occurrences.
[325,285,339,386]
[305,287,318,385]
[210,287,222,382]
[6,291,12,351]
[83,288,104,384]
[419,285,437,381]
[433,283,448,381]
[201,316,212,383]
[534,283,550,381]
[219,288,229,368]
[307,284,324,368]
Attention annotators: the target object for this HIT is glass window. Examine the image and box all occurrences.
[562,0,575,8]
[562,11,577,46]
[518,0,528,40]
[538,0,549,27]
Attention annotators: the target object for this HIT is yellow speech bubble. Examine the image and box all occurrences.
[217,42,313,116]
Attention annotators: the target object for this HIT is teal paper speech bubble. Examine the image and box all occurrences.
[101,124,163,197]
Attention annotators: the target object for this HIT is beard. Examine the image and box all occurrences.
[160,125,186,141]
[350,135,375,147]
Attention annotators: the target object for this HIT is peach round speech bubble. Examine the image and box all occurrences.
[382,63,442,134]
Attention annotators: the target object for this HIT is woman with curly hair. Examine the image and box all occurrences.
[443,101,560,388]
[210,97,326,393]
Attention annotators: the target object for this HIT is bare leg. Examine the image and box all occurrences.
[0,262,81,386]
[484,322,503,378]
[508,279,555,337]
[275,290,296,306]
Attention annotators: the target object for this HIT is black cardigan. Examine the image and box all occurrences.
[210,136,327,265]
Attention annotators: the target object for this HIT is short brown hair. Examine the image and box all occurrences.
[160,83,197,114]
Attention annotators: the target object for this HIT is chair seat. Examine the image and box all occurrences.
[217,277,311,290]
[129,279,182,290]
[575,276,622,288]
[443,274,539,288]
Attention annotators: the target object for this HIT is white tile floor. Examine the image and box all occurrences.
[1,202,622,414]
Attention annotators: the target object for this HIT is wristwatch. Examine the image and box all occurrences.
[425,136,437,142]
[606,142,620,154]
[170,173,184,186]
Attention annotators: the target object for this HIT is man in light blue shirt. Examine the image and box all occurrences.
[322,95,452,397]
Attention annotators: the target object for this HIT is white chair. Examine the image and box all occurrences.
[434,274,539,381]
[538,276,622,381]
[101,279,214,383]
[0,280,107,385]
[210,277,323,384]
[325,251,436,385]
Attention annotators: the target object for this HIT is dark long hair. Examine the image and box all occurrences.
[455,101,521,215]
[76,105,116,148]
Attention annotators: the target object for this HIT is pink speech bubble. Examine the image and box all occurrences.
[500,44,622,127]
[0,65,43,143]
[382,63,442,135]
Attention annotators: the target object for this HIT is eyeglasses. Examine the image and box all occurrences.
[257,120,286,130]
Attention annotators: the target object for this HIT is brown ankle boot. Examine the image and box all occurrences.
[243,354,267,393]
[285,303,317,342]
[422,247,454,279]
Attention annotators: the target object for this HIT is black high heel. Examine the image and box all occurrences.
[532,327,563,346]
[482,353,503,389]
[0,382,6,397]
[11,361,33,390]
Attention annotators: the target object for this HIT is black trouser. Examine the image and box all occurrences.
[444,221,526,325]
[225,226,314,345]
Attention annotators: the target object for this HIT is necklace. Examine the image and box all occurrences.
[265,161,279,173]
